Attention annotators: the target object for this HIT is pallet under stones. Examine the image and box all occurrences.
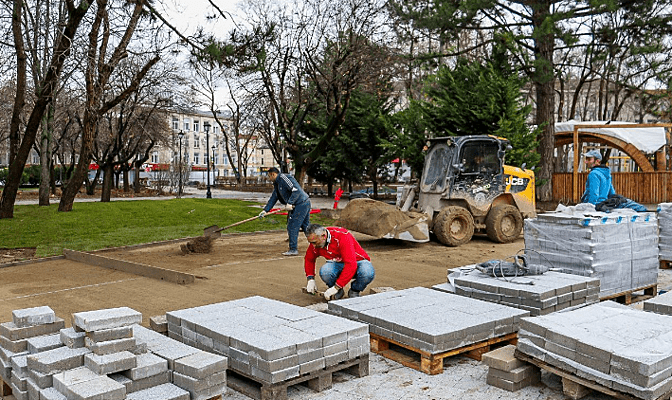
[660,260,672,270]
[515,350,672,400]
[1,377,11,396]
[226,354,369,400]
[370,332,518,375]
[600,283,658,305]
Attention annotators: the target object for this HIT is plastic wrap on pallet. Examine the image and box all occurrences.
[658,203,672,261]
[524,207,658,298]
[517,302,672,400]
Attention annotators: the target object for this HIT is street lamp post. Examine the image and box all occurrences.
[204,122,211,198]
[177,131,185,198]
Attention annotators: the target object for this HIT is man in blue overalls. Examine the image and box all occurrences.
[260,167,311,256]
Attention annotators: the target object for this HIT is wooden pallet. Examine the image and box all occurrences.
[0,377,11,396]
[660,260,672,269]
[600,284,657,305]
[226,354,369,400]
[370,332,518,375]
[515,350,672,400]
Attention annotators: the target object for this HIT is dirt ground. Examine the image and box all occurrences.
[0,230,524,326]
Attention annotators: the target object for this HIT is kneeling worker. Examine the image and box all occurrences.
[304,224,375,300]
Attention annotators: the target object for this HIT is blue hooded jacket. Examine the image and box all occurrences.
[581,165,616,205]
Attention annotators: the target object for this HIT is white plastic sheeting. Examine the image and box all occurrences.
[555,120,667,154]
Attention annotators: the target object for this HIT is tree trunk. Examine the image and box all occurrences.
[531,1,556,203]
[0,0,89,218]
[100,164,113,202]
[38,105,54,206]
[123,168,130,192]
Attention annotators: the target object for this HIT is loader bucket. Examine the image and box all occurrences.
[338,198,430,242]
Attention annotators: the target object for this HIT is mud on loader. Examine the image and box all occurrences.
[338,135,536,246]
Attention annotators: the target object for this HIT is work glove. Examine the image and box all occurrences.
[306,278,317,294]
[323,286,340,301]
[284,204,294,211]
[258,210,267,218]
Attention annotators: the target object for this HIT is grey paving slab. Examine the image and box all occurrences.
[125,383,190,400]
[52,366,100,394]
[27,334,63,354]
[330,287,527,354]
[84,336,136,355]
[60,328,86,349]
[84,351,136,375]
[121,352,167,380]
[72,307,142,332]
[40,386,67,400]
[66,374,126,400]
[173,350,227,379]
[0,318,65,341]
[26,346,90,375]
[85,326,133,343]
[12,306,56,328]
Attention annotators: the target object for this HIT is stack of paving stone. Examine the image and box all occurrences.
[482,345,540,391]
[166,296,369,385]
[658,203,672,262]
[524,211,658,297]
[517,301,672,400]
[328,287,529,354]
[0,306,66,400]
[0,305,213,400]
[642,290,672,316]
[433,268,600,316]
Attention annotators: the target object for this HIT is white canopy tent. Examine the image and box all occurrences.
[555,120,667,154]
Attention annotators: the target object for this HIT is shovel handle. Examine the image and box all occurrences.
[216,208,283,233]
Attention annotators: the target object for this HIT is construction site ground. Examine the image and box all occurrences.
[1,190,669,400]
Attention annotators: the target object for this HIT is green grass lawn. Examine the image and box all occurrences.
[0,199,335,257]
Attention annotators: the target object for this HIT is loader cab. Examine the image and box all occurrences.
[421,136,507,206]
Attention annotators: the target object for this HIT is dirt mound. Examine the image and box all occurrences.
[338,198,429,241]
[180,236,213,254]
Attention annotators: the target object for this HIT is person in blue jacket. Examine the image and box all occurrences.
[259,167,311,256]
[581,149,615,205]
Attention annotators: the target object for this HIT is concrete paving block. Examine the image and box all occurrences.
[149,316,168,334]
[111,369,171,393]
[325,350,348,367]
[52,366,100,394]
[0,334,28,353]
[40,387,67,400]
[298,348,323,364]
[0,318,65,341]
[172,370,226,393]
[60,328,85,349]
[27,347,90,375]
[11,384,28,400]
[228,357,251,376]
[27,367,52,389]
[121,352,167,380]
[488,364,540,383]
[189,382,226,400]
[67,374,126,400]
[173,351,227,379]
[0,355,11,381]
[11,354,28,377]
[323,341,348,357]
[481,345,526,372]
[300,357,326,375]
[84,351,136,375]
[85,326,133,343]
[250,365,299,384]
[72,307,142,332]
[26,376,39,400]
[125,383,189,400]
[251,354,298,373]
[246,331,297,361]
[612,375,672,400]
[11,369,28,391]
[12,307,56,328]
[486,369,540,391]
[150,344,199,370]
[84,337,136,356]
[27,334,63,354]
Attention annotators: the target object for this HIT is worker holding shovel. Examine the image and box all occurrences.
[304,224,375,300]
[259,167,311,256]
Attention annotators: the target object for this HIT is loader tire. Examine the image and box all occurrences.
[433,206,474,247]
[485,204,523,243]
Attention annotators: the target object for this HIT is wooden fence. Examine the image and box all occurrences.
[553,172,672,204]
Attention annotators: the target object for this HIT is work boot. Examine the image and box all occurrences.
[347,288,361,298]
[333,288,345,300]
[282,249,299,256]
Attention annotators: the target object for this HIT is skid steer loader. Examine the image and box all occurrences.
[338,135,536,246]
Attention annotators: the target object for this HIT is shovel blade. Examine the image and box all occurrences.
[203,225,221,238]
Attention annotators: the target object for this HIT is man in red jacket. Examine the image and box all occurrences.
[304,224,375,300]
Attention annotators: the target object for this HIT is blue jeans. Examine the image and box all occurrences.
[319,260,375,292]
[288,200,311,251]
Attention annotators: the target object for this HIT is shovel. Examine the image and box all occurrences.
[203,209,283,238]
